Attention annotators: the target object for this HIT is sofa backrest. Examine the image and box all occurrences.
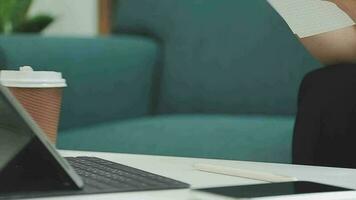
[112,0,321,115]
[0,35,159,130]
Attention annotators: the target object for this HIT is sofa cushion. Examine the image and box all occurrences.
[0,35,160,130]
[58,115,294,163]
[113,0,321,115]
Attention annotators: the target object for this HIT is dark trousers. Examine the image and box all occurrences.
[293,64,356,168]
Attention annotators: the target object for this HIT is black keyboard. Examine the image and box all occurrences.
[65,156,190,193]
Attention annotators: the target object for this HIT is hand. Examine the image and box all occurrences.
[328,0,356,21]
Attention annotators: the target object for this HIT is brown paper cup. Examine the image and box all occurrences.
[0,66,67,144]
[9,87,63,144]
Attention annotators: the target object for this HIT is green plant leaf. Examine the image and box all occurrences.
[14,15,54,33]
[10,0,33,27]
[0,0,19,32]
[0,0,54,34]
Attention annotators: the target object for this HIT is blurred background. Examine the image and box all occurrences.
[0,0,321,164]
[0,0,109,36]
[30,0,99,36]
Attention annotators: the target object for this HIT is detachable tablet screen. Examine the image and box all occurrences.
[0,87,81,194]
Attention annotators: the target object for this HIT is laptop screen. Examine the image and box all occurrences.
[0,87,81,193]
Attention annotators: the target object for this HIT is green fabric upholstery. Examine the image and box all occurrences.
[113,0,321,115]
[57,115,294,163]
[0,35,159,130]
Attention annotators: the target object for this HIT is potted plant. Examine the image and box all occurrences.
[0,0,54,34]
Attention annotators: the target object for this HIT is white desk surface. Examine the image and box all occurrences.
[28,150,356,200]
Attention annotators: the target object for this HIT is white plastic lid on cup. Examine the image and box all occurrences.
[0,66,67,88]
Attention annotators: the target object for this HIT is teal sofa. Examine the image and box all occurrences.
[0,0,321,163]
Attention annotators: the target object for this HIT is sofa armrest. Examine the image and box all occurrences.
[0,35,160,130]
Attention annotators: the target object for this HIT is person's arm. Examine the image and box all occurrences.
[299,26,356,65]
[329,0,356,21]
[299,1,356,65]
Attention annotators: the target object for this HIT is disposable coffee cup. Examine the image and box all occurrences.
[0,66,67,144]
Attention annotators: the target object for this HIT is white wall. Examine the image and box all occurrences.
[29,0,98,36]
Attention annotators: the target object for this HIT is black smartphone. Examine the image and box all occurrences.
[192,181,355,200]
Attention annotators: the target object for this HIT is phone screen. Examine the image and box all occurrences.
[195,181,353,199]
